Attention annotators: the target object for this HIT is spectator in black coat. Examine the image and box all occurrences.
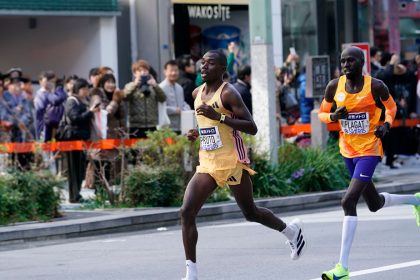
[377,53,417,168]
[370,46,384,78]
[233,65,252,114]
[177,54,196,109]
[64,78,99,202]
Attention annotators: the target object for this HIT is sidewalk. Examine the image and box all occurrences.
[1,156,419,244]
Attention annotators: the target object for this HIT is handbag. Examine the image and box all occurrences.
[56,97,80,141]
[157,101,171,129]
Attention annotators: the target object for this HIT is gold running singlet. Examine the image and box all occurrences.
[194,82,255,187]
[334,75,384,158]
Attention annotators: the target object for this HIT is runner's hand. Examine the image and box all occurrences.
[187,129,199,142]
[330,106,348,121]
[196,104,220,121]
[374,122,390,138]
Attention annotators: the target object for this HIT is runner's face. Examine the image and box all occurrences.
[200,53,224,83]
[340,50,363,79]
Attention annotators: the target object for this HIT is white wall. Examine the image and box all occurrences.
[0,16,101,80]
[99,17,119,80]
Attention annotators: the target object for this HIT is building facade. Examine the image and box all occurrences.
[0,0,121,83]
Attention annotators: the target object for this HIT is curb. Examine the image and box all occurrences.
[1,181,419,244]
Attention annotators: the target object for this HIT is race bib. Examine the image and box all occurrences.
[199,126,223,151]
[340,112,370,135]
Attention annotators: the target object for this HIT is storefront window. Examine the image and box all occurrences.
[173,3,250,66]
[281,0,318,61]
[400,18,420,58]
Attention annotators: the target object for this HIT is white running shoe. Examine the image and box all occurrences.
[285,218,306,260]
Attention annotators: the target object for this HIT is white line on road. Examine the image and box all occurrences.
[99,239,127,243]
[308,260,420,280]
[203,215,414,229]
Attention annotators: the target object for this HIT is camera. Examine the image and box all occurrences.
[138,75,151,96]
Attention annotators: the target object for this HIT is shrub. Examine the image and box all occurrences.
[251,153,294,197]
[207,187,231,203]
[249,143,349,198]
[135,128,193,167]
[279,144,349,192]
[125,165,184,207]
[0,171,62,225]
[279,143,349,193]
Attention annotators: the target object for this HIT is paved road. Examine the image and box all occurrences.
[1,205,419,280]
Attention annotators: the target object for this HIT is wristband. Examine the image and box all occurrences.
[219,114,226,123]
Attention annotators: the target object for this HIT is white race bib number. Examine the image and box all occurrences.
[340,112,370,135]
[199,126,223,151]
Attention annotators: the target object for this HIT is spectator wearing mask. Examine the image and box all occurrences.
[177,55,197,109]
[233,64,252,114]
[34,71,67,141]
[123,59,166,138]
[64,78,99,202]
[160,60,189,133]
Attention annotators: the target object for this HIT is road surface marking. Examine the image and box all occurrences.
[308,260,420,280]
[203,215,414,229]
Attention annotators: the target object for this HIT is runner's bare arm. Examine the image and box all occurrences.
[186,87,201,142]
[192,87,199,100]
[372,78,396,138]
[324,79,339,103]
[318,79,348,123]
[220,84,257,135]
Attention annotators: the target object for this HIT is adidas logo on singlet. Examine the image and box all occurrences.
[227,176,237,182]
[211,102,219,109]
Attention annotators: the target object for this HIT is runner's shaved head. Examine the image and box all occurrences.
[205,49,227,67]
[342,47,365,64]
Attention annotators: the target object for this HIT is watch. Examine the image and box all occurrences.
[219,113,226,123]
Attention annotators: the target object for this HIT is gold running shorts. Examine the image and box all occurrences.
[196,162,256,187]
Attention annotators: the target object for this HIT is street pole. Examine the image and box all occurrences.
[249,0,279,165]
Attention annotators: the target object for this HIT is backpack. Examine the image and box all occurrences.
[44,103,65,127]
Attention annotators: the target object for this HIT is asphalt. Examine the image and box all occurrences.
[1,155,419,244]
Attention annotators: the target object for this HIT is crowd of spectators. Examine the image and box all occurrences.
[0,44,419,201]
[369,48,420,168]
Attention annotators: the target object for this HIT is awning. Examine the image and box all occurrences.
[172,0,248,5]
[0,0,120,16]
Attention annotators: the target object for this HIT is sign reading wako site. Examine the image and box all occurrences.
[187,5,231,21]
[305,56,330,99]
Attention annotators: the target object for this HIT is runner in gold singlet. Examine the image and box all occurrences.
[180,50,306,280]
[318,47,420,280]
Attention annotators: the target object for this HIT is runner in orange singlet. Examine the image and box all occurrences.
[180,50,306,280]
[318,47,420,280]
